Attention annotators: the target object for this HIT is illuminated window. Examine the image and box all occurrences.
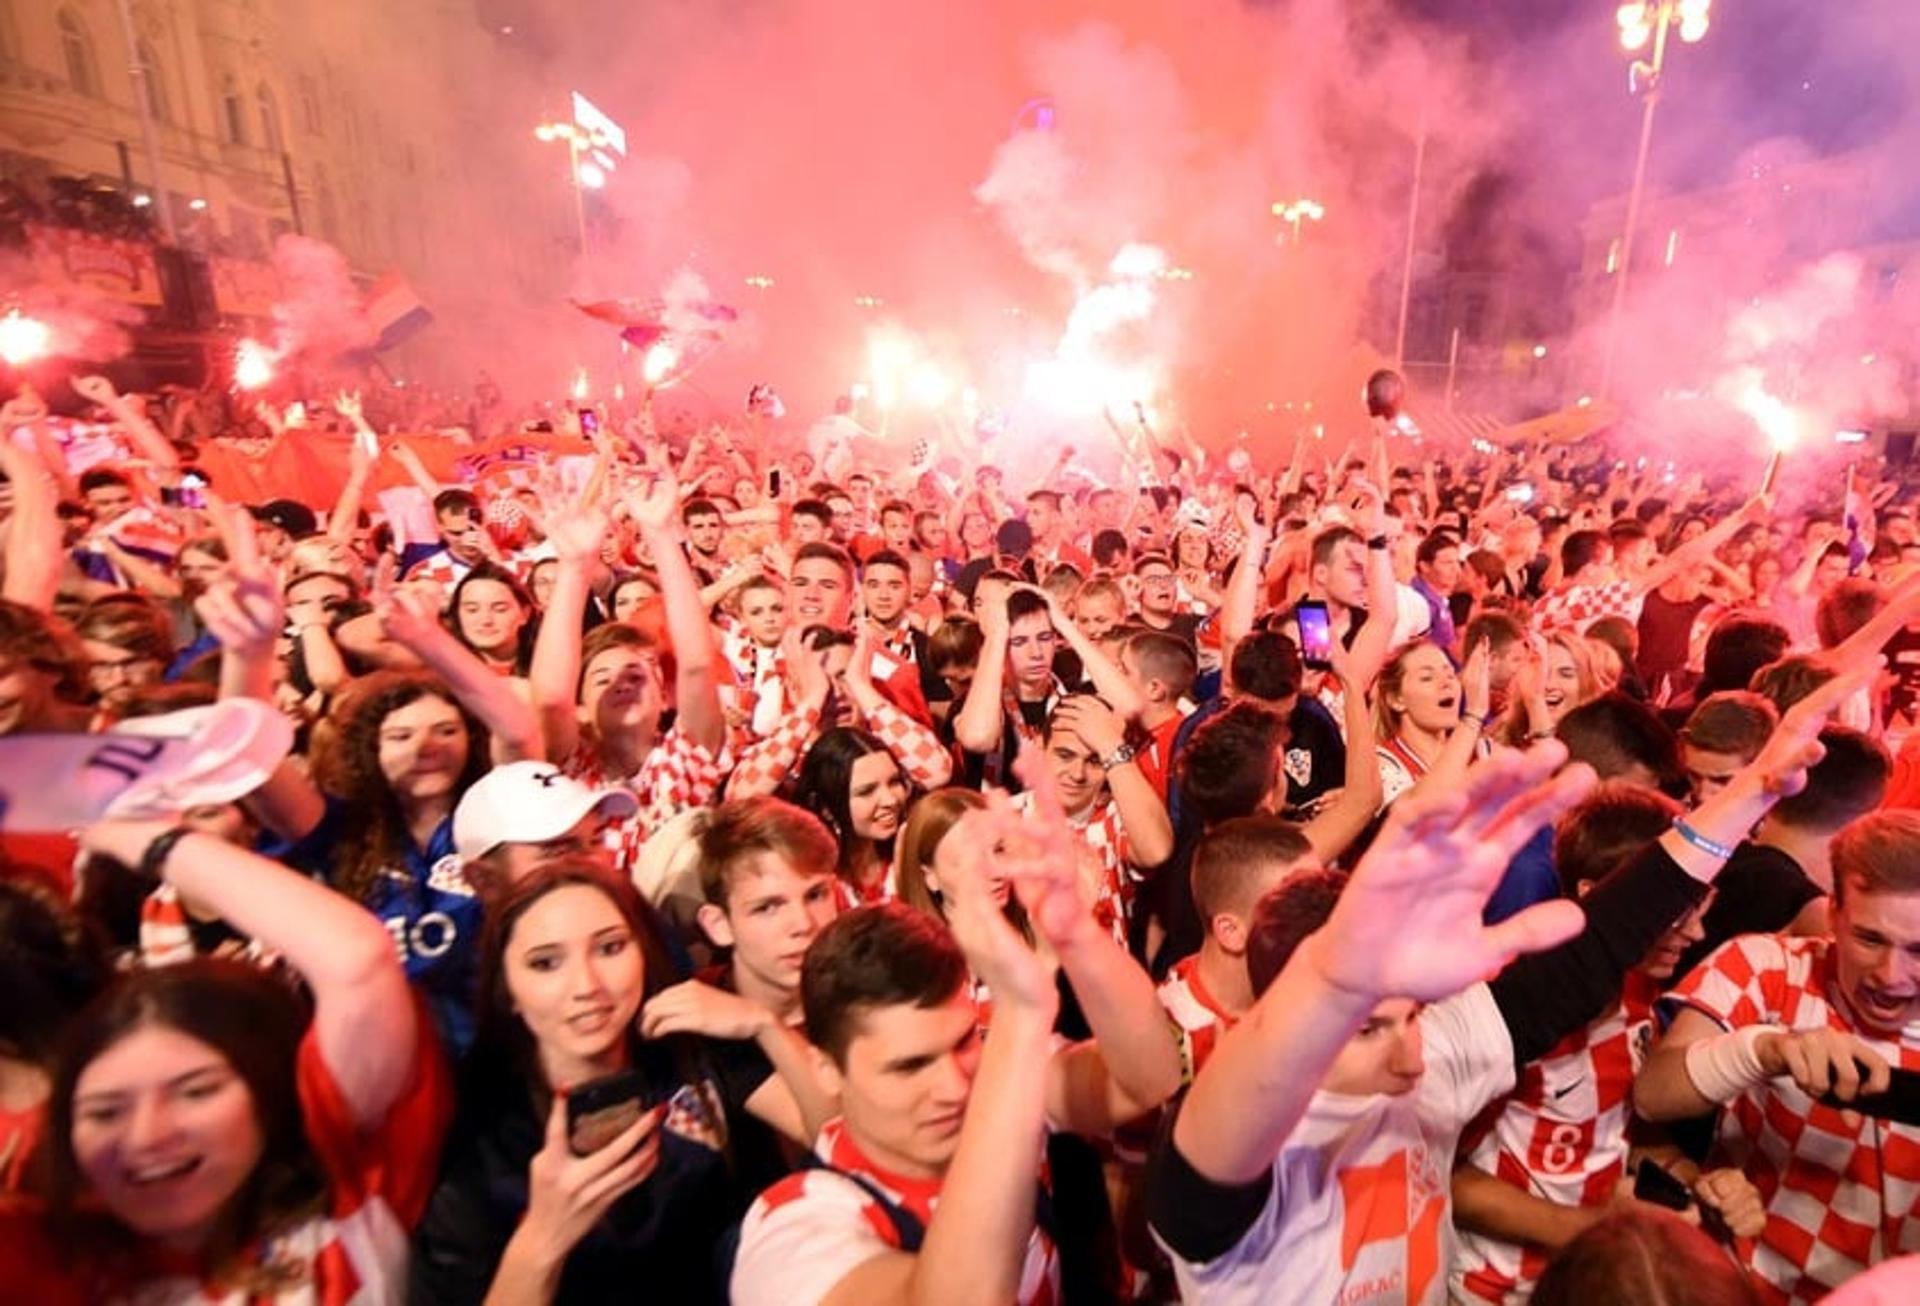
[1664,229,1680,267]
[1605,238,1621,275]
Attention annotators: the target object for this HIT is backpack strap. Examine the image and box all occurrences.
[799,1153,928,1252]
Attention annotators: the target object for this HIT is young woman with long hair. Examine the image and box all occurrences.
[411,861,812,1304]
[5,820,445,1302]
[794,726,913,909]
[449,562,538,677]
[1372,639,1493,808]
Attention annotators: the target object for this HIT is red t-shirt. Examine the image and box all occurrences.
[0,998,452,1303]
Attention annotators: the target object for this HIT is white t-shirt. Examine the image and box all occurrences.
[1155,983,1515,1306]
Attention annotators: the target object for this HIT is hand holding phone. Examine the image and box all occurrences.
[530,1085,665,1257]
[1295,600,1334,671]
[567,1069,652,1155]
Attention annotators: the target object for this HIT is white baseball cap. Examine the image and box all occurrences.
[452,760,638,862]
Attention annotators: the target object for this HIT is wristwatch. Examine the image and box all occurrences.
[1103,742,1138,769]
[1366,533,1389,550]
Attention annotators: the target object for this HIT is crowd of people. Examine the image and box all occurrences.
[2,367,1920,1305]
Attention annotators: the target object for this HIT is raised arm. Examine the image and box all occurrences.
[0,435,61,609]
[1219,499,1274,652]
[952,589,1011,755]
[376,571,542,762]
[1003,748,1179,1132]
[1036,586,1143,720]
[1166,744,1593,1187]
[1301,634,1384,860]
[191,507,327,840]
[625,470,725,756]
[1637,495,1765,595]
[328,393,378,545]
[525,497,610,765]
[1054,695,1173,867]
[81,821,419,1131]
[71,375,180,470]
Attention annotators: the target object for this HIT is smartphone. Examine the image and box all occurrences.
[566,1069,650,1156]
[578,407,601,438]
[768,467,781,498]
[1296,600,1334,671]
[1506,482,1536,505]
[162,472,208,510]
[1633,1161,1694,1212]
[1820,1066,1920,1127]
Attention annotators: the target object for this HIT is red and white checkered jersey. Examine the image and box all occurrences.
[1452,971,1661,1304]
[718,627,788,739]
[1158,952,1240,1087]
[726,689,951,801]
[1011,791,1135,949]
[563,725,727,874]
[1156,983,1515,1305]
[1532,579,1644,634]
[401,548,473,593]
[1667,933,1920,1304]
[834,860,899,911]
[731,1117,1059,1306]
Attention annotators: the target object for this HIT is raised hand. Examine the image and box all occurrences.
[624,469,681,535]
[372,555,448,649]
[193,509,284,661]
[0,385,48,428]
[785,629,831,708]
[1051,695,1125,759]
[1750,661,1879,799]
[1693,1168,1767,1240]
[332,390,365,424]
[1460,639,1492,722]
[1305,742,1595,1004]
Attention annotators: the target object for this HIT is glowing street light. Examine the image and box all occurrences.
[0,309,52,368]
[535,109,619,255]
[1600,0,1712,398]
[1271,198,1326,245]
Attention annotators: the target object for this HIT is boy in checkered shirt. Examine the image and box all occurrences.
[1636,806,1920,1303]
[1144,664,1861,1306]
[1449,782,1765,1304]
[1532,498,1764,635]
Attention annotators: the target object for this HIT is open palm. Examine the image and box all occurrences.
[1318,745,1593,1003]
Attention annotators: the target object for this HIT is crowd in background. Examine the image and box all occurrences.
[3,369,1920,1304]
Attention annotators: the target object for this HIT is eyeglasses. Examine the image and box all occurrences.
[89,654,159,683]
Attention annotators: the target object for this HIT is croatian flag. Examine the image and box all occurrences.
[364,273,433,351]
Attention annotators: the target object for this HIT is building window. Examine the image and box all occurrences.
[58,7,99,97]
[298,74,322,135]
[134,39,169,123]
[220,76,247,144]
[256,84,283,153]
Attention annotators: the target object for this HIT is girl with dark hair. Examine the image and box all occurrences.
[6,820,445,1302]
[449,561,538,677]
[794,726,911,908]
[226,550,545,1058]
[411,861,810,1305]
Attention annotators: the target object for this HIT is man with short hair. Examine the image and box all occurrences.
[1635,807,1920,1302]
[790,498,833,546]
[879,498,916,556]
[1678,690,1778,805]
[402,488,493,589]
[450,758,637,889]
[1072,578,1128,640]
[691,796,842,1024]
[860,549,920,666]
[1026,489,1092,573]
[731,792,1182,1306]
[1673,725,1890,975]
[1122,629,1197,799]
[683,497,726,584]
[1144,684,1841,1305]
[1133,553,1203,642]
[1411,531,1461,652]
[1534,497,1762,634]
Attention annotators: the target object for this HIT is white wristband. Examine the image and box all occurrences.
[1683,1023,1786,1105]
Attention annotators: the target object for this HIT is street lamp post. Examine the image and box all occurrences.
[1271,198,1325,245]
[534,119,614,256]
[1598,0,1712,399]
